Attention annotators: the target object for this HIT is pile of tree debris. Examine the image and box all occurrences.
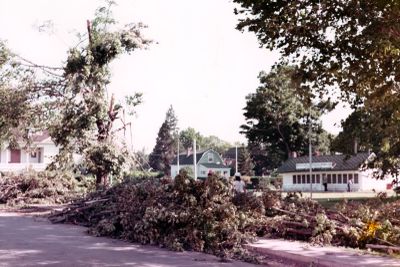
[0,171,88,206]
[49,174,265,262]
[48,174,400,261]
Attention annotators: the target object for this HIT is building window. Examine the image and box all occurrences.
[306,174,310,184]
[354,173,359,184]
[316,174,320,184]
[312,174,315,184]
[327,174,332,183]
[297,175,301,184]
[343,174,348,184]
[201,171,206,175]
[332,174,337,184]
[208,154,213,162]
[338,174,342,184]
[302,175,306,184]
[349,173,353,182]
[293,175,297,184]
[31,151,37,158]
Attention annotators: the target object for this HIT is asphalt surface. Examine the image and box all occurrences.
[0,212,257,267]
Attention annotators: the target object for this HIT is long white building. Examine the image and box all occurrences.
[278,152,392,192]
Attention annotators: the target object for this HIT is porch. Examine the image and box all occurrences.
[0,163,47,172]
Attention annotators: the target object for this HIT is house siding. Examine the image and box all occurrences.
[0,141,59,172]
[171,150,230,179]
[282,169,391,192]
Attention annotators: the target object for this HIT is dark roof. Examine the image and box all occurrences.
[223,147,244,159]
[171,151,207,165]
[200,163,230,169]
[277,152,372,173]
[31,130,51,142]
[11,129,51,143]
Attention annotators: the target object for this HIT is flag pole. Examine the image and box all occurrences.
[177,133,180,174]
[235,145,238,174]
[193,139,197,180]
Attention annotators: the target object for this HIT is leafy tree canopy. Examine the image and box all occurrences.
[331,108,382,155]
[179,127,232,155]
[241,65,333,173]
[0,2,150,188]
[234,0,400,176]
[0,40,60,148]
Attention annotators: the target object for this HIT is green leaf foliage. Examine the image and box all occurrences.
[234,0,400,177]
[241,65,332,173]
[49,3,150,187]
[179,127,232,155]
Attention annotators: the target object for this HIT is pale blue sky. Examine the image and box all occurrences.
[0,0,348,152]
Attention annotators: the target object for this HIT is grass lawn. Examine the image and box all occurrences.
[297,191,400,209]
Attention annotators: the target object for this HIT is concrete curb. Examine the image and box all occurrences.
[246,244,350,267]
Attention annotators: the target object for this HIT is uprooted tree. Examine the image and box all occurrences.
[0,2,150,189]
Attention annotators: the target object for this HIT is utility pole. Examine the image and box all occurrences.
[177,130,180,175]
[235,145,238,174]
[309,106,313,199]
[193,139,197,180]
[177,136,180,174]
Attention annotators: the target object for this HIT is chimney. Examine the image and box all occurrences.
[187,147,192,156]
[290,151,297,158]
[354,139,358,155]
[315,150,320,156]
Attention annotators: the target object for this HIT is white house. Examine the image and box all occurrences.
[278,152,392,192]
[0,131,59,172]
[170,149,230,179]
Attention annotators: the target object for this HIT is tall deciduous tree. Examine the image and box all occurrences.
[0,41,60,147]
[179,127,202,153]
[0,3,149,188]
[49,3,149,188]
[149,106,178,175]
[234,0,400,176]
[331,108,381,155]
[241,66,332,173]
[178,127,232,154]
[201,135,232,155]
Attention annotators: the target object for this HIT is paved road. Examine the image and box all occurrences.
[0,212,257,267]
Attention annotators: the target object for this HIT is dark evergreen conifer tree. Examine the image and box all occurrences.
[149,106,177,175]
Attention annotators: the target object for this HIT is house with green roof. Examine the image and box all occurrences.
[277,152,392,192]
[171,149,230,179]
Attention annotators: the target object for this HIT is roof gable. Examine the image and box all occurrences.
[171,149,226,166]
[171,151,206,165]
[11,129,53,144]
